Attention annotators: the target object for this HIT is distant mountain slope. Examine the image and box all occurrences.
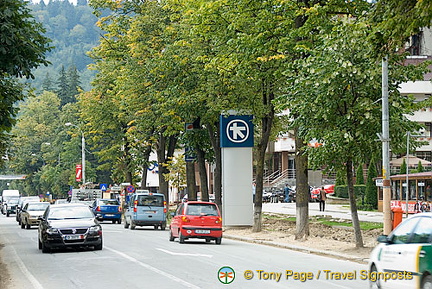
[28,0,100,92]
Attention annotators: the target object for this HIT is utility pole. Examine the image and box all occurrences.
[382,57,392,235]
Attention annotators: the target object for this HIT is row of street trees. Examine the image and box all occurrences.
[77,0,432,247]
[3,0,432,248]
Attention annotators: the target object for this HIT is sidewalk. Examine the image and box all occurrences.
[223,202,385,264]
[262,202,385,223]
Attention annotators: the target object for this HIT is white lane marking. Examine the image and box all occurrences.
[156,248,213,258]
[105,246,201,289]
[8,244,44,289]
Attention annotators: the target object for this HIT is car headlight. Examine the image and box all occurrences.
[46,228,60,234]
[89,225,102,234]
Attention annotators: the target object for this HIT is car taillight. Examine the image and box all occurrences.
[133,200,138,213]
[96,206,101,212]
[181,216,190,223]
[163,201,167,213]
[118,206,122,212]
[215,217,222,224]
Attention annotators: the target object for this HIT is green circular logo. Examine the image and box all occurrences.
[218,266,235,284]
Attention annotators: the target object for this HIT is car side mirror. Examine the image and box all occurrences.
[38,216,44,221]
[377,235,390,244]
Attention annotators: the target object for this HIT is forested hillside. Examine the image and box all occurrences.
[28,0,100,91]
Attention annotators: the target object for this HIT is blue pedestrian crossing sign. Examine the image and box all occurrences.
[100,184,108,191]
[220,115,254,147]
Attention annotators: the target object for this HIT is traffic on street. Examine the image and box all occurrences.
[0,211,369,289]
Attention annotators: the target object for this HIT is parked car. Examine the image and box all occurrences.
[124,192,166,230]
[38,203,103,253]
[368,212,432,289]
[5,198,19,217]
[310,185,335,201]
[91,199,122,224]
[20,202,50,229]
[16,196,40,224]
[169,201,222,244]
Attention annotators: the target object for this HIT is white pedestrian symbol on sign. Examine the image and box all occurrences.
[227,119,249,143]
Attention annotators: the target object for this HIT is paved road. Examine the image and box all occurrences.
[0,214,371,289]
[262,202,385,223]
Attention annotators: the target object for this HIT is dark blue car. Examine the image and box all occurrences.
[91,199,122,224]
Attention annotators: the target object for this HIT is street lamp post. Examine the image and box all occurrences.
[406,132,410,218]
[65,122,85,185]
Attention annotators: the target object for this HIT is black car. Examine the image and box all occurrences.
[5,198,19,217]
[38,203,103,253]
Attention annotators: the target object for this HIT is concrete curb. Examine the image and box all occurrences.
[224,234,370,265]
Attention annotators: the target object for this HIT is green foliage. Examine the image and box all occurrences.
[0,0,52,78]
[365,159,378,209]
[7,91,68,195]
[0,0,51,162]
[417,161,425,173]
[399,159,407,175]
[334,185,365,199]
[335,170,346,186]
[356,165,365,185]
[162,155,186,192]
[28,0,100,91]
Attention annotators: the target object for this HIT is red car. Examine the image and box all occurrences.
[169,201,222,244]
[310,184,335,201]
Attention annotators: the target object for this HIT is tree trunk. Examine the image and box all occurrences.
[253,91,275,232]
[186,160,197,201]
[140,145,152,189]
[294,129,309,240]
[207,122,222,212]
[156,133,178,208]
[123,137,133,185]
[196,147,209,201]
[346,159,364,248]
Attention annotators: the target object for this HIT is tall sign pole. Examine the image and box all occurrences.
[382,57,392,235]
[220,114,254,226]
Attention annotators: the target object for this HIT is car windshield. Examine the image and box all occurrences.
[27,203,50,211]
[137,195,164,207]
[7,199,19,205]
[99,200,119,206]
[48,206,94,220]
[186,204,218,216]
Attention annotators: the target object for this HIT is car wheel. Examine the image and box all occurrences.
[369,265,381,289]
[205,239,211,243]
[112,220,116,224]
[117,219,121,224]
[41,241,50,253]
[422,275,432,289]
[169,230,175,242]
[179,232,185,244]
[38,239,42,250]
[21,221,25,229]
[154,225,158,230]
[26,223,31,230]
[130,221,136,230]
[6,212,9,217]
[161,224,166,230]
[124,218,129,228]
[94,240,103,251]
[215,237,222,245]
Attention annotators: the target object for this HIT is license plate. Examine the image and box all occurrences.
[63,235,84,240]
[105,214,114,217]
[145,211,156,214]
[195,230,210,234]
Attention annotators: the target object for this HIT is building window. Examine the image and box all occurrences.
[408,33,422,56]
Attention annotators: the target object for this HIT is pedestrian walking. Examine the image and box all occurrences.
[318,187,327,212]
[284,184,291,203]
